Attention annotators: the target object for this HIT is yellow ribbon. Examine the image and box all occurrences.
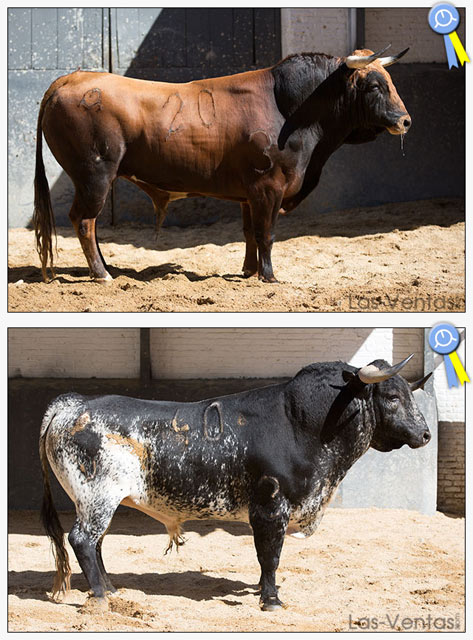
[447,351,470,385]
[449,31,470,65]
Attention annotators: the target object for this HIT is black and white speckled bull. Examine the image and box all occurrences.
[39,355,431,611]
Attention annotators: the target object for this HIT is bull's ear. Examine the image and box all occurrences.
[410,372,433,392]
[342,370,356,383]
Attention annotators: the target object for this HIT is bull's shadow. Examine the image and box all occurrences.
[24,192,465,254]
[8,512,252,537]
[9,569,257,604]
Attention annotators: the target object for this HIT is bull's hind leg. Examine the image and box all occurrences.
[247,187,283,283]
[249,481,290,611]
[96,533,116,593]
[69,178,114,282]
[241,203,258,277]
[68,500,120,603]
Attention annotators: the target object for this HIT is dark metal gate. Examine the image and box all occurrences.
[8,8,281,227]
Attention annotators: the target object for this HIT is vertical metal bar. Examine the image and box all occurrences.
[356,8,365,49]
[140,328,151,383]
[107,8,116,225]
[348,8,357,54]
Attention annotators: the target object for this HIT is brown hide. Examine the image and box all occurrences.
[41,69,301,201]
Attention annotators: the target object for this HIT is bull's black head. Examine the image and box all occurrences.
[343,46,411,138]
[344,355,432,452]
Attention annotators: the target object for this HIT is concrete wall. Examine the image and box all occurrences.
[8,327,423,381]
[150,327,413,379]
[281,7,467,63]
[8,328,140,378]
[365,8,466,63]
[281,8,351,57]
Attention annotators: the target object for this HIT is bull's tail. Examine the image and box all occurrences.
[39,410,71,599]
[33,94,57,282]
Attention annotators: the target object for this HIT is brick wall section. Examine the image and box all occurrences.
[392,328,424,380]
[437,422,465,514]
[365,8,466,63]
[8,328,140,378]
[433,336,466,423]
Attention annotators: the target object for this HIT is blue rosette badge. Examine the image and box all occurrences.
[428,3,469,68]
[428,323,469,388]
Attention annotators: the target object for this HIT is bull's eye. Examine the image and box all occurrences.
[387,396,400,404]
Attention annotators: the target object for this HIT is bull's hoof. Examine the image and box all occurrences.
[80,595,109,614]
[260,596,284,612]
[93,273,113,285]
[243,269,257,278]
[258,275,279,284]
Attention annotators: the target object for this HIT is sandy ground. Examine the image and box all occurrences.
[8,198,464,312]
[8,508,464,632]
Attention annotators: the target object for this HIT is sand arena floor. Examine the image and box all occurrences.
[8,507,464,632]
[8,198,464,312]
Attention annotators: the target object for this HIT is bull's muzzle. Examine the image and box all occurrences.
[408,427,431,448]
[387,114,412,135]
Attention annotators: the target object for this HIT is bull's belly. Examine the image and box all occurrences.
[121,492,249,530]
[121,493,322,541]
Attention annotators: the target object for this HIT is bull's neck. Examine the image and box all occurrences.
[271,56,357,209]
[271,55,354,147]
[286,380,377,478]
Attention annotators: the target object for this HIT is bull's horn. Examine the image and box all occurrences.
[410,372,433,392]
[357,353,414,384]
[379,47,410,67]
[345,44,392,69]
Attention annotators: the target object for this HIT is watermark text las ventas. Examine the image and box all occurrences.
[348,612,462,631]
[348,294,461,311]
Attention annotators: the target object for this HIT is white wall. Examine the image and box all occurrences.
[150,327,419,379]
[8,328,140,378]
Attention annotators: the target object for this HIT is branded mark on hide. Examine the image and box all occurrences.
[203,401,224,441]
[79,88,102,111]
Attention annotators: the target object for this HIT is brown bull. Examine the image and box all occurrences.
[34,46,410,284]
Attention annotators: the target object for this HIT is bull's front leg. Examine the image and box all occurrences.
[249,477,290,611]
[241,202,258,277]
